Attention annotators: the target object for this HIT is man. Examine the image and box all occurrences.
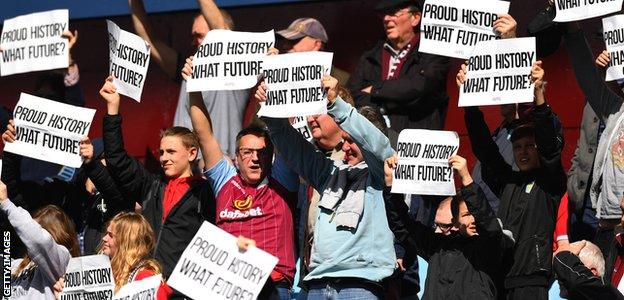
[257,76,396,299]
[128,0,246,158]
[384,155,506,299]
[243,17,336,126]
[182,62,299,299]
[346,0,450,136]
[554,241,624,299]
[276,18,328,53]
[458,61,566,299]
[99,76,215,299]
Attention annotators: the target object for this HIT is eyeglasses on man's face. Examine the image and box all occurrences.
[237,147,270,159]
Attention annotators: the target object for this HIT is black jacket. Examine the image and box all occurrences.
[103,114,215,281]
[0,150,129,255]
[465,104,566,289]
[554,251,624,300]
[385,183,504,299]
[345,40,450,132]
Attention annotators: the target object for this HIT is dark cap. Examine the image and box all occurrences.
[277,18,328,43]
[375,0,423,11]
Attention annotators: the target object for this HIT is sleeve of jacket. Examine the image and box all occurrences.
[345,53,376,108]
[532,103,566,194]
[1,199,70,284]
[554,251,624,299]
[329,98,394,185]
[262,117,334,193]
[1,151,44,211]
[464,107,512,196]
[103,114,157,204]
[384,188,438,260]
[563,30,624,121]
[462,182,502,241]
[82,159,132,211]
[370,53,450,110]
[64,80,85,107]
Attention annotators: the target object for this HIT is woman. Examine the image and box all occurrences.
[101,212,171,299]
[1,181,80,299]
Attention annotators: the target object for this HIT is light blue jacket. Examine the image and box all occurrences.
[263,97,396,282]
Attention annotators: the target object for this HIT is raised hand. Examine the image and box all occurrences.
[2,120,16,144]
[99,76,121,115]
[596,50,610,68]
[384,155,398,187]
[455,62,468,88]
[181,56,193,81]
[79,137,94,164]
[449,155,472,186]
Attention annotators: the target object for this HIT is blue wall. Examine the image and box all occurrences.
[1,0,314,22]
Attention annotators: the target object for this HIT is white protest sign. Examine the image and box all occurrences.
[4,93,96,168]
[458,37,535,107]
[113,274,161,300]
[292,116,313,142]
[168,222,278,300]
[257,51,333,118]
[391,129,459,196]
[603,15,624,81]
[107,20,151,102]
[554,0,623,22]
[187,30,274,92]
[1,9,69,76]
[419,0,510,59]
[60,255,115,300]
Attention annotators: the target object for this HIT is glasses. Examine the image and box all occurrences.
[378,9,414,20]
[238,147,270,159]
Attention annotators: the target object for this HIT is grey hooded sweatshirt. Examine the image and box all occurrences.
[3,200,71,299]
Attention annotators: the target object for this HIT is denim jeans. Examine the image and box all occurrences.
[277,287,293,300]
[306,282,382,300]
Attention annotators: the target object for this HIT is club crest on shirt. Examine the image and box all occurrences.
[233,195,253,210]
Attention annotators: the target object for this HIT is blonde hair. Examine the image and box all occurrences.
[12,205,80,280]
[104,212,161,292]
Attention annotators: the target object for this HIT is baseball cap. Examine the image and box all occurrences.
[277,18,328,43]
[375,0,423,12]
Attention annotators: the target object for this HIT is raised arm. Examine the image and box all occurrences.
[458,64,512,195]
[563,23,623,121]
[79,138,131,211]
[182,57,224,170]
[325,76,394,184]
[451,155,503,240]
[197,0,228,30]
[128,0,179,79]
[254,81,334,191]
[1,120,44,210]
[100,76,156,203]
[383,156,439,260]
[0,182,70,284]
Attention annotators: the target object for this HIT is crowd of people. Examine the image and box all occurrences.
[4,0,624,299]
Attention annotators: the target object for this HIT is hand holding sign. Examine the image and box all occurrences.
[321,75,339,104]
[448,155,473,186]
[2,119,16,143]
[596,50,610,68]
[99,76,121,115]
[236,236,256,251]
[384,155,399,187]
[80,138,94,164]
[531,61,546,105]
